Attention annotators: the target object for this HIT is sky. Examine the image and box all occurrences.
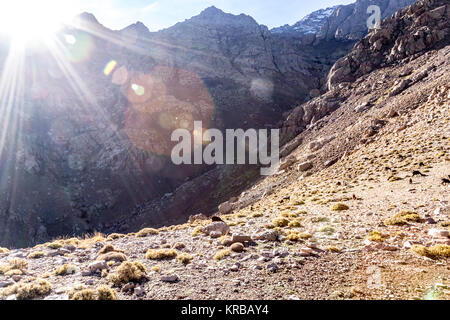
[74,0,356,31]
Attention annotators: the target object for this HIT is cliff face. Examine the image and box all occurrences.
[0,2,418,248]
[272,0,416,42]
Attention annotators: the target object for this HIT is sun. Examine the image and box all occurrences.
[0,0,77,45]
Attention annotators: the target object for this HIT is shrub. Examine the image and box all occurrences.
[71,289,96,300]
[286,231,302,242]
[151,265,161,272]
[136,228,159,237]
[412,245,450,259]
[145,249,177,260]
[46,242,63,249]
[0,247,9,254]
[3,279,53,300]
[384,211,422,226]
[106,233,126,241]
[272,217,289,227]
[27,251,45,259]
[191,226,203,236]
[55,264,77,276]
[97,286,117,300]
[368,231,386,242]
[0,258,28,275]
[98,244,124,255]
[109,261,147,286]
[214,249,231,261]
[330,203,349,211]
[288,220,302,228]
[176,253,194,265]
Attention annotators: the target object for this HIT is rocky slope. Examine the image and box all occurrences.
[0,0,448,300]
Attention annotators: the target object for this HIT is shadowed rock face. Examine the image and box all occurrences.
[0,3,416,247]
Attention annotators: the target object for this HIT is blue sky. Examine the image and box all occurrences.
[76,0,356,31]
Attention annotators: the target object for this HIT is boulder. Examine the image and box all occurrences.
[202,222,230,236]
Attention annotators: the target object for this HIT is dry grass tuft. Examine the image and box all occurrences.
[136,228,159,237]
[106,233,126,241]
[214,249,231,261]
[109,261,147,286]
[145,249,178,260]
[384,211,422,226]
[272,217,289,227]
[55,264,77,276]
[330,203,350,211]
[0,279,52,300]
[367,231,386,242]
[27,251,45,259]
[97,286,117,300]
[176,253,194,265]
[412,244,450,259]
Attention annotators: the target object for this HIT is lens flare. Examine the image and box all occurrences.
[104,60,118,76]
[124,67,215,156]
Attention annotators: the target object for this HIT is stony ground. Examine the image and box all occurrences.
[0,44,449,302]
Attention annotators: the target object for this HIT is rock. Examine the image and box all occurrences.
[0,281,14,288]
[231,243,245,253]
[161,274,180,283]
[230,264,240,272]
[324,158,338,168]
[203,222,230,236]
[279,156,296,171]
[428,229,449,238]
[88,261,108,273]
[231,233,252,243]
[299,247,314,257]
[383,245,399,251]
[266,263,279,273]
[354,102,372,113]
[218,202,233,214]
[273,249,289,258]
[210,231,223,239]
[134,286,146,297]
[122,283,135,292]
[298,161,313,172]
[220,237,234,246]
[12,275,21,282]
[253,230,278,241]
[189,214,208,223]
[389,79,411,97]
[63,245,77,252]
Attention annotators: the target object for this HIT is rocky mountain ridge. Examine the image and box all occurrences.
[0,1,419,248]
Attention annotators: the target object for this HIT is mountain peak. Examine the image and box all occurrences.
[200,6,225,16]
[122,21,150,34]
[74,12,99,24]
